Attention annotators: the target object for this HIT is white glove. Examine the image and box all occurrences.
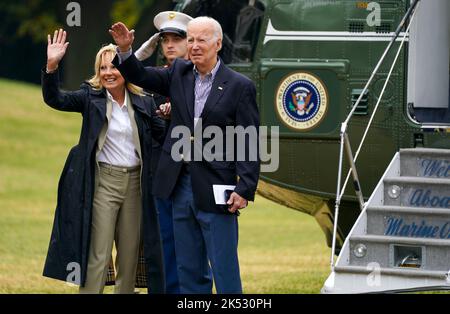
[134,32,160,61]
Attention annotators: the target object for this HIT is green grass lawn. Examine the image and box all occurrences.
[0,78,330,293]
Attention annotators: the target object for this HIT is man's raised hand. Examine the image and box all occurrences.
[109,22,135,52]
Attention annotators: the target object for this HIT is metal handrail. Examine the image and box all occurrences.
[330,0,422,271]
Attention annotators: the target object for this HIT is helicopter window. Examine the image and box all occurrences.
[181,0,265,64]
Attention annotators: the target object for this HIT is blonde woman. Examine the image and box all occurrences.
[41,29,167,293]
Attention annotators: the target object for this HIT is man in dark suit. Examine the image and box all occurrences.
[109,16,260,294]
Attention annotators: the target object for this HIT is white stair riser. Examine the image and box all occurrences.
[348,240,450,271]
[401,157,450,178]
[367,211,450,239]
[384,185,450,209]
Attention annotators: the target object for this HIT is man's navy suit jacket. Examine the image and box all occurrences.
[113,54,260,214]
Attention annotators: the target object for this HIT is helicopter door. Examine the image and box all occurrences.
[407,0,450,124]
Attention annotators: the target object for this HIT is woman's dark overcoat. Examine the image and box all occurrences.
[41,69,166,293]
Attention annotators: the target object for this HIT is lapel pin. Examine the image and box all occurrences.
[218,86,223,90]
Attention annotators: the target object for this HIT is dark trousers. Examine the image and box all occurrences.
[154,196,180,293]
[171,166,242,294]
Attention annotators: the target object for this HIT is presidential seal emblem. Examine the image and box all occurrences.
[275,72,328,131]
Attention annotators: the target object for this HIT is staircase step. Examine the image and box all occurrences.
[351,234,450,246]
[400,148,450,178]
[322,265,450,293]
[348,235,450,271]
[334,265,448,279]
[368,205,450,215]
[384,176,450,185]
[367,205,450,237]
[383,177,450,209]
[400,148,450,156]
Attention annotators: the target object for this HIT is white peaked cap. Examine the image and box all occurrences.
[153,11,193,37]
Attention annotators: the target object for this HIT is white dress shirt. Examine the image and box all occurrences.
[97,91,141,167]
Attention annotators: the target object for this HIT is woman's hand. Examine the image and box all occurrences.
[47,29,69,72]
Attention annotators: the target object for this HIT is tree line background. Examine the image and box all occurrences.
[0,0,174,89]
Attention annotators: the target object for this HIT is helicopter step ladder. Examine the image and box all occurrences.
[322,148,450,293]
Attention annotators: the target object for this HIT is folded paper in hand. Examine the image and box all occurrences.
[212,184,236,205]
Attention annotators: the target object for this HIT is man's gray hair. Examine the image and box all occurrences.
[188,16,223,40]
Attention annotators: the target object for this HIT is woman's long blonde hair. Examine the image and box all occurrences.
[87,44,144,96]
